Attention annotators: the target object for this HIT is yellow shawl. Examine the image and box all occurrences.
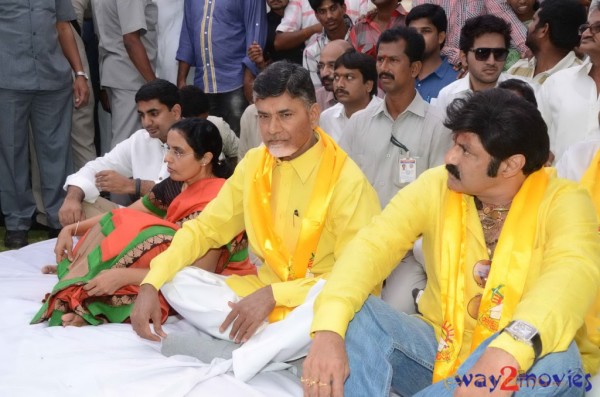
[580,150,600,350]
[433,168,549,381]
[247,128,347,321]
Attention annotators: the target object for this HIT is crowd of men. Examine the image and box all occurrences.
[1,0,600,395]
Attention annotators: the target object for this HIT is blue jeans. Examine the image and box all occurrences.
[345,296,586,397]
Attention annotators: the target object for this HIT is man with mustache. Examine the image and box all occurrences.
[315,40,354,111]
[319,50,383,142]
[130,62,380,377]
[304,0,354,88]
[434,15,528,116]
[303,88,600,397]
[339,26,451,315]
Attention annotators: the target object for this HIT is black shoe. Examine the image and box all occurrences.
[4,230,29,249]
[48,228,61,239]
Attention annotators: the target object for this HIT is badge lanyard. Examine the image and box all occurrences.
[390,135,417,184]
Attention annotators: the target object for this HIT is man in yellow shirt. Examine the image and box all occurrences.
[130,61,380,368]
[303,89,600,396]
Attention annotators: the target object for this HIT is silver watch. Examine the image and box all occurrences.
[504,320,542,358]
[75,71,89,80]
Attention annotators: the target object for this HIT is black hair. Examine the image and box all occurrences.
[377,26,426,63]
[169,118,232,178]
[444,89,548,176]
[406,3,448,49]
[179,85,210,117]
[536,0,587,51]
[253,61,316,106]
[334,50,378,97]
[308,0,344,12]
[498,79,537,106]
[134,79,179,110]
[459,15,511,54]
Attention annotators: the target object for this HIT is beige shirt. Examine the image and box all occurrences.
[238,104,262,160]
[340,91,452,207]
[92,0,157,89]
[507,51,582,85]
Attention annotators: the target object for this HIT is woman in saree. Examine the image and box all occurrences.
[32,118,255,327]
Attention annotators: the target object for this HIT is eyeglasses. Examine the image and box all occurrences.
[469,48,509,62]
[579,22,600,35]
[165,147,194,160]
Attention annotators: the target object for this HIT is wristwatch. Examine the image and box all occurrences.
[503,320,542,359]
[75,71,89,80]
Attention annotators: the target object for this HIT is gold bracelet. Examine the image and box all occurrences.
[73,220,80,237]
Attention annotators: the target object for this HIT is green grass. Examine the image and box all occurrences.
[0,226,52,252]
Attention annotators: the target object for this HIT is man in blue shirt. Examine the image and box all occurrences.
[407,4,458,103]
[176,0,267,136]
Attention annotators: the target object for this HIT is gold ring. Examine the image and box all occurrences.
[300,377,313,385]
[318,381,329,387]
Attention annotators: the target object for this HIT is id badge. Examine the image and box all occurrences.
[399,156,417,184]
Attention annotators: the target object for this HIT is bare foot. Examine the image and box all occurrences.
[61,312,88,327]
[41,265,58,274]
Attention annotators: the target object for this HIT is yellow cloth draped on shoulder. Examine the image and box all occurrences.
[579,151,600,359]
[244,128,346,322]
[433,168,549,382]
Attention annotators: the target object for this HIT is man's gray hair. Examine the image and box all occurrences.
[253,61,316,107]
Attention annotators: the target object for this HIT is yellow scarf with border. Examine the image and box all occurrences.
[579,150,600,349]
[580,149,600,221]
[247,128,347,321]
[433,168,549,382]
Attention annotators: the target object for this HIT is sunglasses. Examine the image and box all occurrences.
[579,22,600,35]
[469,47,509,62]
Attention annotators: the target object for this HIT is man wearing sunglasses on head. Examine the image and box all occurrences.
[538,2,600,162]
[433,15,532,116]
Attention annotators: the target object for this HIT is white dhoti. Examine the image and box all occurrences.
[161,267,323,381]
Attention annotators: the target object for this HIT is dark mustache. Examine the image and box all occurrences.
[334,89,349,96]
[446,164,461,180]
[321,76,334,83]
[379,72,395,80]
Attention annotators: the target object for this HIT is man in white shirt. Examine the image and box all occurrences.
[58,79,181,226]
[91,0,157,149]
[319,50,382,142]
[538,4,600,160]
[274,0,368,52]
[303,0,353,88]
[507,0,586,85]
[434,15,523,114]
[315,40,354,111]
[340,27,452,314]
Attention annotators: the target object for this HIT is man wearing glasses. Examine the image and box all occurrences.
[538,3,600,161]
[303,88,600,397]
[433,15,530,116]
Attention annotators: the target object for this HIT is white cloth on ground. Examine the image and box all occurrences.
[161,266,324,381]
